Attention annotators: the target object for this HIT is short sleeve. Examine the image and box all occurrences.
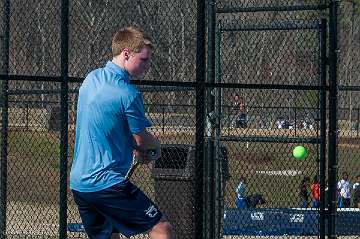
[125,93,151,133]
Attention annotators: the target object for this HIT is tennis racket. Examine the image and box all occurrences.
[125,149,157,180]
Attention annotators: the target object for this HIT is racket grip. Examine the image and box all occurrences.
[133,149,157,163]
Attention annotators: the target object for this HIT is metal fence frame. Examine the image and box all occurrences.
[0,0,350,239]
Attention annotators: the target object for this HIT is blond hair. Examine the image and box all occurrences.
[112,26,153,57]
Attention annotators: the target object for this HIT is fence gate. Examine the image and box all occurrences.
[203,1,334,238]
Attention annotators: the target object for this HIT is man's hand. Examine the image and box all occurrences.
[133,146,161,164]
[133,129,161,164]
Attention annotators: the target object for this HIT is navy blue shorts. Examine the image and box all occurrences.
[72,181,163,238]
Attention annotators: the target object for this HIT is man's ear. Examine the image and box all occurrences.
[123,48,130,60]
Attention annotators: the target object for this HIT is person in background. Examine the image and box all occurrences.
[235,176,247,209]
[337,171,351,208]
[352,174,360,208]
[324,179,329,208]
[310,175,320,208]
[232,94,248,128]
[299,176,310,208]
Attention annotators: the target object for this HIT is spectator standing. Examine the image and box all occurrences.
[235,177,247,209]
[337,172,351,208]
[310,175,320,208]
[299,176,310,208]
[232,94,248,128]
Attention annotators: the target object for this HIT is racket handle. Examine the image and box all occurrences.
[125,161,139,180]
[125,150,157,180]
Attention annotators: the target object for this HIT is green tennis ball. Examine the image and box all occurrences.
[293,146,308,160]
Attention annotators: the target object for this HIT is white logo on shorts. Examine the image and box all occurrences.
[144,205,158,218]
[250,212,264,221]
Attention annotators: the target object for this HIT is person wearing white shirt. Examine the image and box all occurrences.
[337,172,351,208]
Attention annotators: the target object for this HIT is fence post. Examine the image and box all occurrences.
[0,0,11,238]
[195,0,206,238]
[206,0,218,238]
[59,0,70,238]
[319,17,327,239]
[327,1,339,238]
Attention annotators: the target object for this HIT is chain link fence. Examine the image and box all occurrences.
[0,0,359,239]
[338,0,360,199]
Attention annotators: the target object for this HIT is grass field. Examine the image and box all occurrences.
[4,128,360,205]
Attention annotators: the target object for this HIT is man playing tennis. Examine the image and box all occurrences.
[70,26,173,239]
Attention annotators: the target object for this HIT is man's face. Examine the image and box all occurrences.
[126,46,152,76]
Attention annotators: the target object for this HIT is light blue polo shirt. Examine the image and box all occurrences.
[70,61,151,192]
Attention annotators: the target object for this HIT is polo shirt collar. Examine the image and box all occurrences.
[105,61,129,82]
